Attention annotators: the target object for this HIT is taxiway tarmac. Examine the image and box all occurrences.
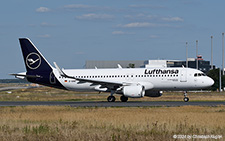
[0,101,224,107]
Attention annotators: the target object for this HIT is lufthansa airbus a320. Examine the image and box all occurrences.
[11,38,214,102]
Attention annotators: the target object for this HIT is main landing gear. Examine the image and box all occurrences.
[107,91,129,102]
[183,91,189,102]
[107,91,116,102]
[107,96,116,102]
[120,95,128,102]
[107,95,129,102]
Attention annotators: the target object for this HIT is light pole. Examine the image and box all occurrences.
[196,40,198,70]
[223,33,224,75]
[219,67,222,92]
[186,42,188,68]
[211,36,213,70]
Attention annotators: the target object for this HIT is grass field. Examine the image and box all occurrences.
[0,106,224,141]
[0,84,225,140]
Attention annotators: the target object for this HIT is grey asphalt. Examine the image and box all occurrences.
[0,101,224,107]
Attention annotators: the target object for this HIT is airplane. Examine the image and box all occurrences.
[11,38,214,102]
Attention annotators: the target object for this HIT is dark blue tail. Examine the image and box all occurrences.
[19,38,52,73]
[19,38,65,89]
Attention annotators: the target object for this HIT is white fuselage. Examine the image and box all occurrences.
[52,67,214,92]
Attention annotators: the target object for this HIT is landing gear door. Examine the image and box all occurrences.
[180,69,187,82]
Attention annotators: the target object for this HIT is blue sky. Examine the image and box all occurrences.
[1,0,225,79]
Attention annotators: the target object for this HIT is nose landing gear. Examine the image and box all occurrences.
[183,91,189,102]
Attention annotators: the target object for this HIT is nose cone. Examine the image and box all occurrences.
[207,77,214,87]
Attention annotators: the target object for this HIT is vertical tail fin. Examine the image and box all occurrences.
[18,38,65,89]
[19,38,52,72]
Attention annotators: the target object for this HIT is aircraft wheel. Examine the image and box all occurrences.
[184,97,189,102]
[107,96,116,102]
[120,96,128,102]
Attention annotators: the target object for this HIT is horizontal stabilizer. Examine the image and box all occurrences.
[10,73,41,79]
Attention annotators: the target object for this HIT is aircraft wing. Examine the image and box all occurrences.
[54,62,130,89]
[75,77,126,91]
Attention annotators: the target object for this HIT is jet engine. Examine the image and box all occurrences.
[145,90,163,97]
[122,85,145,98]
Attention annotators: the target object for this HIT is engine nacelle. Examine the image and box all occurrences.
[145,90,163,97]
[122,85,145,98]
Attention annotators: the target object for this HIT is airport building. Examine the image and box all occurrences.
[85,60,147,68]
[85,55,211,73]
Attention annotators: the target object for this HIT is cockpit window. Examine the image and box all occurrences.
[194,73,206,77]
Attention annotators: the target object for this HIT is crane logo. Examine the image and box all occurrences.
[26,53,41,69]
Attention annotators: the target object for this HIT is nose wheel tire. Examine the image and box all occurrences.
[120,96,128,102]
[183,91,189,102]
[184,97,189,102]
[107,96,116,102]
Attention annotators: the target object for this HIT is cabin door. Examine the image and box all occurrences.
[180,69,187,82]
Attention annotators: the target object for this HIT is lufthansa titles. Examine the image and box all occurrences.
[144,69,179,75]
